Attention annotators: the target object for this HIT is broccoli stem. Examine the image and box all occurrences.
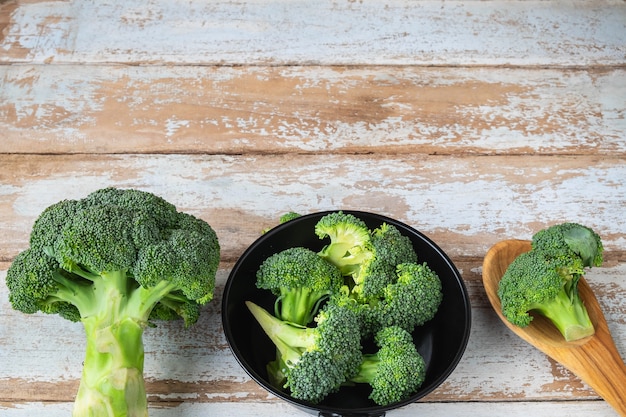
[247,302,310,342]
[246,301,315,362]
[70,270,159,417]
[531,288,594,342]
[278,288,330,325]
[73,317,147,417]
[349,354,379,384]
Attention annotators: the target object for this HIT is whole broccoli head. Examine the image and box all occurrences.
[350,325,426,406]
[498,222,603,342]
[5,187,220,417]
[256,246,344,325]
[246,295,363,404]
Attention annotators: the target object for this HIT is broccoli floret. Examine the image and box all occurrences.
[370,223,419,267]
[279,211,302,224]
[315,211,374,276]
[498,223,603,341]
[532,222,603,271]
[498,250,598,342]
[5,187,220,417]
[350,223,418,301]
[256,247,344,325]
[314,213,441,335]
[246,296,363,404]
[362,262,443,336]
[262,212,302,234]
[350,326,426,406]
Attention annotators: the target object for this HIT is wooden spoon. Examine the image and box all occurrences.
[482,239,626,416]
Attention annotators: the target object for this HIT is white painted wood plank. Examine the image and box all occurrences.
[0,400,621,417]
[0,154,624,261]
[1,65,625,155]
[1,0,624,66]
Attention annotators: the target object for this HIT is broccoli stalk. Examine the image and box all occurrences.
[498,222,603,342]
[58,272,182,417]
[527,274,594,342]
[6,188,220,417]
[75,316,147,417]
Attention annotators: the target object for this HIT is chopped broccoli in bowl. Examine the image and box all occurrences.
[222,210,471,414]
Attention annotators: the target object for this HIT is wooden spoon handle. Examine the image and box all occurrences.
[529,272,626,415]
[566,281,626,416]
[576,339,626,416]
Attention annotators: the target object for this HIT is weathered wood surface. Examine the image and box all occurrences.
[0,401,621,417]
[1,65,625,155]
[0,153,625,261]
[1,0,625,416]
[1,0,625,66]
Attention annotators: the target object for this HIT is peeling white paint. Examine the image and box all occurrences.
[0,401,621,417]
[165,117,190,138]
[1,0,625,66]
[2,154,624,257]
[2,65,624,154]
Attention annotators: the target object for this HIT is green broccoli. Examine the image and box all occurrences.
[245,296,363,404]
[350,325,426,406]
[314,212,440,334]
[363,262,443,336]
[256,246,344,325]
[315,211,374,276]
[279,211,302,224]
[350,222,419,301]
[249,211,444,405]
[498,222,603,342]
[314,213,419,300]
[5,187,220,417]
[262,212,302,234]
[532,222,603,271]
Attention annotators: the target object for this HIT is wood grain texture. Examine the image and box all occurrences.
[1,65,625,155]
[0,401,620,417]
[0,153,624,262]
[1,0,625,66]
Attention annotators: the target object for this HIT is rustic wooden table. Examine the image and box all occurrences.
[1,1,625,416]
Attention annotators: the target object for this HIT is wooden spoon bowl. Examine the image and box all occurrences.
[483,240,626,416]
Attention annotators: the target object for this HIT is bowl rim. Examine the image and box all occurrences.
[222,210,472,416]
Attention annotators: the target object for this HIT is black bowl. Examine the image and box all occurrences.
[222,211,471,417]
